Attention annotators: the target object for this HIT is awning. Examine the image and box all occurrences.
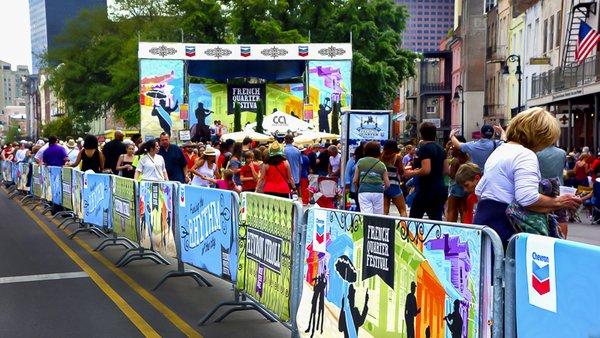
[187,60,306,82]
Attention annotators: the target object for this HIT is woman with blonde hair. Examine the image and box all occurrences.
[474,107,582,246]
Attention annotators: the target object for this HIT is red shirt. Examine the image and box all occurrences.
[184,152,198,170]
[464,193,478,224]
[240,163,260,191]
[263,162,291,194]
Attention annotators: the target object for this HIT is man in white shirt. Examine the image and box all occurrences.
[14,141,29,162]
[34,140,48,164]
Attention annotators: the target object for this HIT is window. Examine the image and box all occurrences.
[556,10,562,47]
[549,16,554,50]
[543,19,548,53]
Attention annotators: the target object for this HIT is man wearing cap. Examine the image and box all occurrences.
[65,139,80,164]
[102,130,127,174]
[284,134,301,189]
[450,125,505,172]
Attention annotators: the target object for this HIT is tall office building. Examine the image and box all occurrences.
[396,0,455,53]
[29,0,107,74]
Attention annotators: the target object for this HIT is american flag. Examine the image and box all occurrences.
[576,21,600,63]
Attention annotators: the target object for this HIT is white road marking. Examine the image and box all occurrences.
[0,271,89,284]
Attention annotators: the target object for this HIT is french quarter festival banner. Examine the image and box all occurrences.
[112,176,138,242]
[138,181,177,257]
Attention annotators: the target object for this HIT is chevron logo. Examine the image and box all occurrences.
[531,260,550,295]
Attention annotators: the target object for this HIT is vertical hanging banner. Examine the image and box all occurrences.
[32,164,42,198]
[138,181,176,257]
[71,170,84,220]
[296,209,484,338]
[48,166,63,206]
[61,167,73,210]
[515,234,600,337]
[308,60,352,127]
[17,162,29,191]
[139,59,184,139]
[346,110,391,158]
[237,192,295,321]
[178,185,238,282]
[112,176,138,243]
[83,173,112,229]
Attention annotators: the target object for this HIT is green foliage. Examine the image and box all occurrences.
[256,100,265,133]
[331,101,340,135]
[41,116,90,140]
[5,124,21,144]
[234,102,242,132]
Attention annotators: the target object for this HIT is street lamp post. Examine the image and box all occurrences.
[453,85,464,134]
[503,54,522,115]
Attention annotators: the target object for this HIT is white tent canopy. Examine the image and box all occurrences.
[293,131,340,145]
[220,130,273,142]
[246,111,314,134]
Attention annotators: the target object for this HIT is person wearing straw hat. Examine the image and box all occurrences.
[65,138,80,164]
[256,141,296,198]
[190,145,219,187]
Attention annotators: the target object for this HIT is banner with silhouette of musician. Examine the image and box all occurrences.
[138,181,176,258]
[140,59,184,139]
[296,208,483,338]
[308,60,352,131]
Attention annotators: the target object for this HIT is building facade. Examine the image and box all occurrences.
[29,0,107,74]
[397,0,455,53]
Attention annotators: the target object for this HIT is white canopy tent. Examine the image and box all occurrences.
[293,131,340,145]
[220,130,274,142]
[245,111,314,134]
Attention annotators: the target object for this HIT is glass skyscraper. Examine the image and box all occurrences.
[29,0,107,74]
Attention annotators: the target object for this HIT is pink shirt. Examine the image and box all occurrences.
[216,179,232,190]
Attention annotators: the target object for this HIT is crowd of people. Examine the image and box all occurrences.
[1,107,586,246]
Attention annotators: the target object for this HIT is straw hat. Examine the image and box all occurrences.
[268,141,284,157]
[204,145,217,156]
[66,139,77,148]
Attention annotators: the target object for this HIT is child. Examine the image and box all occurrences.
[455,163,481,224]
[200,169,241,193]
[240,151,260,192]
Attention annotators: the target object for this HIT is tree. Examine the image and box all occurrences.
[41,116,90,140]
[255,100,265,133]
[234,102,242,132]
[331,101,340,135]
[5,124,21,144]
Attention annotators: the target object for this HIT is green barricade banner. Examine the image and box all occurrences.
[71,170,84,219]
[61,168,73,210]
[32,164,42,198]
[112,176,138,243]
[237,192,295,321]
[296,209,484,338]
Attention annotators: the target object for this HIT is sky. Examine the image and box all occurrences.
[0,1,32,71]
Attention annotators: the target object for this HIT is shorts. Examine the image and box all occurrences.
[384,184,402,198]
[449,183,466,198]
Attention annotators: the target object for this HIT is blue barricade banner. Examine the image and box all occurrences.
[17,162,29,191]
[71,170,84,220]
[178,185,238,282]
[138,181,176,257]
[42,166,51,202]
[515,234,600,337]
[296,209,484,338]
[11,161,18,183]
[83,172,112,229]
[61,168,73,210]
[1,161,11,182]
[48,166,63,205]
[112,175,138,242]
[32,164,42,198]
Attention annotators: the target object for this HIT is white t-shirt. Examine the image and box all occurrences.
[15,148,28,162]
[66,148,79,163]
[330,153,342,174]
[136,154,167,181]
[35,144,49,163]
[475,143,540,207]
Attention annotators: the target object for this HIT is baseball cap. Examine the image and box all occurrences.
[481,125,494,139]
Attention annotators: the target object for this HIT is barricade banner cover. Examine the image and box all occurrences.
[48,166,63,205]
[515,234,600,337]
[17,162,29,191]
[296,209,483,338]
[138,181,176,257]
[71,170,84,219]
[83,173,112,229]
[237,192,294,321]
[112,175,138,242]
[178,185,238,282]
[61,168,73,210]
[11,161,18,183]
[1,161,10,182]
[41,166,51,201]
[32,164,42,198]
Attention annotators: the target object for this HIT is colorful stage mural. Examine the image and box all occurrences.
[308,60,352,132]
[296,209,482,338]
[140,59,184,139]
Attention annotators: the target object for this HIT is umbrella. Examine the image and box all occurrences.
[220,130,274,143]
[335,255,357,283]
[145,90,167,99]
[293,131,339,145]
[246,111,314,134]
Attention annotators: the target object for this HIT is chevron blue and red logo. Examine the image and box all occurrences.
[532,258,550,295]
[298,45,309,57]
[185,46,195,57]
[241,46,251,57]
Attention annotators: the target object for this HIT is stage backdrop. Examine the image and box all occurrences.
[237,192,295,321]
[308,60,352,131]
[178,185,238,282]
[83,173,112,229]
[138,181,176,257]
[112,176,138,242]
[296,209,483,338]
[140,59,184,140]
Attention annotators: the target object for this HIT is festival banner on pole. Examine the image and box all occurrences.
[178,185,238,282]
[515,234,600,337]
[296,208,483,338]
[237,192,295,321]
[346,110,391,157]
[112,175,138,242]
[61,167,73,210]
[48,166,63,206]
[71,170,84,219]
[138,181,176,257]
[42,166,52,202]
[83,173,112,229]
[140,59,184,139]
[32,164,42,198]
[17,162,29,191]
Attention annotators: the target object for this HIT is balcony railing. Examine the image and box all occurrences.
[420,83,451,95]
[531,55,600,99]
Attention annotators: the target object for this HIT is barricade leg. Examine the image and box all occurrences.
[8,189,19,199]
[152,261,212,291]
[58,217,79,229]
[94,233,137,251]
[52,210,74,219]
[198,291,277,326]
[68,224,109,239]
[20,194,34,205]
[115,247,170,267]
